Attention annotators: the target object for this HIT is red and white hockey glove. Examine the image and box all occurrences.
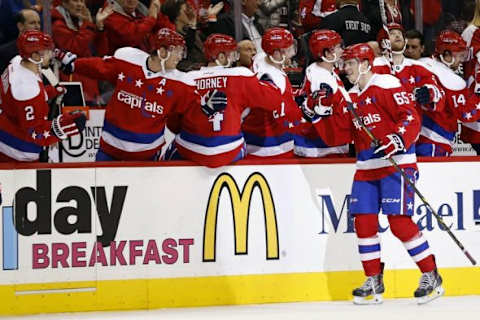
[302,83,334,122]
[374,133,405,159]
[51,111,86,140]
[45,85,67,100]
[54,49,77,74]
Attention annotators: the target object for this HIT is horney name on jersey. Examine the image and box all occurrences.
[196,77,228,90]
[352,113,381,130]
[117,90,164,114]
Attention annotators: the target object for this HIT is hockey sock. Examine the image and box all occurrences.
[355,214,381,276]
[388,215,436,272]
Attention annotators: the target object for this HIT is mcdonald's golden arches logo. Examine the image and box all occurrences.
[203,172,279,262]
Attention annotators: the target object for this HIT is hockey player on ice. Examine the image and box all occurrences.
[0,30,86,162]
[56,28,200,161]
[293,29,351,158]
[418,30,480,156]
[241,27,301,159]
[318,43,444,304]
[163,33,304,167]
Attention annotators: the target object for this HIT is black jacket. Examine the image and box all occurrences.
[318,5,374,47]
[0,40,17,73]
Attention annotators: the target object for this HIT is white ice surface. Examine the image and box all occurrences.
[3,296,479,320]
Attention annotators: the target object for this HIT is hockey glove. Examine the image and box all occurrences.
[54,49,77,74]
[201,89,227,116]
[305,83,334,118]
[51,111,87,140]
[415,85,441,108]
[374,133,405,159]
[45,85,66,101]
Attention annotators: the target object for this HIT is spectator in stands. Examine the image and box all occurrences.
[237,39,256,68]
[0,0,37,44]
[257,0,288,30]
[161,0,223,71]
[0,9,40,72]
[206,0,264,51]
[409,0,442,54]
[103,0,162,54]
[52,0,113,105]
[405,29,425,60]
[298,0,337,33]
[318,0,374,46]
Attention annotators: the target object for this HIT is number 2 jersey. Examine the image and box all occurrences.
[0,57,62,162]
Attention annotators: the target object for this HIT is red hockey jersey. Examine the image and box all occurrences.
[242,54,301,159]
[0,57,61,161]
[373,56,445,111]
[416,58,480,154]
[75,47,199,161]
[293,63,351,157]
[170,65,295,167]
[323,73,421,180]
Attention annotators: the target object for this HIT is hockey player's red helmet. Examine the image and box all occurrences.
[309,29,342,59]
[154,28,186,49]
[376,23,405,50]
[17,30,54,59]
[435,30,467,55]
[342,43,375,65]
[261,27,295,56]
[204,33,237,61]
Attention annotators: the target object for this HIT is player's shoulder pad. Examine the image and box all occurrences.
[10,63,41,101]
[113,47,149,66]
[426,59,466,91]
[162,69,196,86]
[371,73,402,89]
[255,61,286,92]
[305,64,339,92]
[408,57,434,71]
[461,24,477,46]
[223,66,255,77]
[348,85,360,95]
[373,56,389,67]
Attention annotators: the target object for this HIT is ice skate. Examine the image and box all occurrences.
[414,268,444,304]
[352,263,385,305]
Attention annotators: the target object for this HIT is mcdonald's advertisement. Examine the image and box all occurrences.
[0,161,479,304]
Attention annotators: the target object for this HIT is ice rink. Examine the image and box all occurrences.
[3,296,479,320]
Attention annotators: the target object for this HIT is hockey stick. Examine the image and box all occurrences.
[337,85,477,265]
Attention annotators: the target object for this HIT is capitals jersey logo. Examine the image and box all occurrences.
[353,113,381,130]
[117,90,164,115]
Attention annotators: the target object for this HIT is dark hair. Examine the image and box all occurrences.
[405,29,424,46]
[161,0,186,23]
[15,9,37,25]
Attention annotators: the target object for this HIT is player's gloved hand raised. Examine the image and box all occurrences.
[415,85,440,108]
[312,82,334,115]
[54,49,77,74]
[51,110,86,140]
[374,133,405,159]
[302,82,334,121]
[201,89,227,116]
